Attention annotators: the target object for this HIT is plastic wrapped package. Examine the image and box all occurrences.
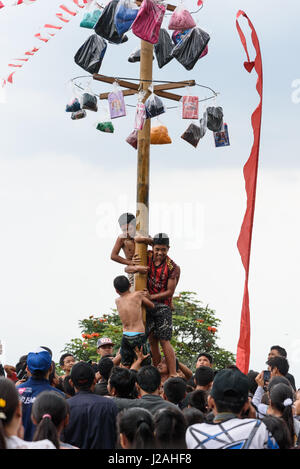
[96,121,114,133]
[65,97,81,113]
[172,28,192,45]
[145,93,165,119]
[82,92,98,112]
[168,4,196,31]
[214,123,230,147]
[182,95,199,119]
[94,0,128,44]
[206,106,223,131]
[150,125,172,144]
[108,83,127,119]
[128,48,141,62]
[171,27,210,70]
[181,123,201,147]
[114,0,139,36]
[132,0,166,44]
[80,1,102,29]
[74,34,107,74]
[199,111,207,138]
[126,129,138,149]
[154,28,174,68]
[134,100,146,130]
[71,109,87,120]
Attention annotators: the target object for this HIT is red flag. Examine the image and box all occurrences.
[235,11,263,374]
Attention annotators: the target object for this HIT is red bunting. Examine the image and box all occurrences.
[235,11,263,374]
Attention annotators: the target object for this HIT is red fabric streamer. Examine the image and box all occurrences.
[59,4,77,15]
[34,33,49,42]
[7,72,15,83]
[0,1,4,8]
[44,24,63,30]
[235,11,263,374]
[56,12,70,22]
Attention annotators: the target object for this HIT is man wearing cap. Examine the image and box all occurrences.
[16,348,65,441]
[96,337,115,359]
[185,368,279,449]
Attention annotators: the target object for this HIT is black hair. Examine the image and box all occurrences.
[117,407,155,449]
[153,233,169,247]
[31,369,49,380]
[59,353,74,367]
[0,378,20,449]
[187,390,208,413]
[40,346,53,358]
[262,415,293,449]
[267,376,292,392]
[183,407,205,427]
[136,366,161,394]
[15,355,28,380]
[154,407,187,449]
[247,370,259,396]
[267,356,289,376]
[163,378,187,405]
[269,383,295,444]
[270,345,287,358]
[32,391,69,449]
[196,352,213,364]
[118,213,136,227]
[98,357,114,382]
[62,375,75,397]
[195,366,214,387]
[109,367,137,398]
[113,275,131,294]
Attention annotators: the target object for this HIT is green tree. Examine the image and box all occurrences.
[61,291,235,370]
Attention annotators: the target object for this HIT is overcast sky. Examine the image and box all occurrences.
[0,0,299,384]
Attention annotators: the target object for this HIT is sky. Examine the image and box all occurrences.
[0,0,300,384]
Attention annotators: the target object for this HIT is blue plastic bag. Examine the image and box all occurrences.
[114,0,138,36]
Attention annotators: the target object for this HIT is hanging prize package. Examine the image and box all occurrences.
[132,0,166,44]
[154,29,174,69]
[181,123,201,148]
[114,0,139,36]
[65,97,81,113]
[214,123,230,147]
[206,106,223,131]
[80,1,102,29]
[96,121,114,133]
[199,111,207,138]
[82,92,98,112]
[74,34,107,74]
[171,27,210,70]
[71,109,87,120]
[94,0,128,44]
[145,93,165,119]
[108,83,126,119]
[128,48,141,62]
[168,4,196,31]
[151,125,172,144]
[172,29,192,45]
[126,129,138,149]
[182,96,199,119]
[134,100,146,130]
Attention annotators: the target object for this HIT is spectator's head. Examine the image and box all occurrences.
[154,407,187,449]
[268,383,295,443]
[70,361,96,392]
[98,356,114,382]
[194,366,214,390]
[62,375,75,398]
[136,366,161,395]
[118,213,136,238]
[0,378,21,449]
[208,368,250,416]
[268,345,287,360]
[187,390,208,413]
[183,407,205,427]
[152,233,170,262]
[196,352,213,369]
[267,375,292,393]
[113,276,131,295]
[26,348,52,380]
[267,356,289,378]
[262,415,293,449]
[32,391,70,449]
[247,370,259,397]
[15,355,28,381]
[108,367,137,398]
[59,353,75,375]
[97,337,115,358]
[163,377,187,405]
[117,407,155,449]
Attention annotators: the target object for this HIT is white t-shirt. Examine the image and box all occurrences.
[5,435,56,449]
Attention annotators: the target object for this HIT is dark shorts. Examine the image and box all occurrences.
[120,333,151,367]
[146,303,173,341]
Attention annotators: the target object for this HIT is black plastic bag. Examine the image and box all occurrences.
[206,106,223,132]
[82,92,98,112]
[181,123,201,148]
[71,109,87,120]
[94,0,128,44]
[154,28,174,69]
[74,34,107,74]
[171,27,210,71]
[145,93,165,119]
[128,49,141,62]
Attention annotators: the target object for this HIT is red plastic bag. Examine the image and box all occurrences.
[132,0,166,44]
[182,95,199,119]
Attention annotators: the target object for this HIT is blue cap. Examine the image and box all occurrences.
[27,348,52,373]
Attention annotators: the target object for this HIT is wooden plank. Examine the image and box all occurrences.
[99,89,137,100]
[155,90,182,102]
[153,80,195,92]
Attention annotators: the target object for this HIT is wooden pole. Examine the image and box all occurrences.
[135,39,153,323]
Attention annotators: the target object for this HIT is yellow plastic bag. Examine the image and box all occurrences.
[150,125,172,144]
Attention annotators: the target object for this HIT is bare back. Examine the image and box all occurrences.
[115,291,145,333]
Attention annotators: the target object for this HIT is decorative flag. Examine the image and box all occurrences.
[235,10,263,374]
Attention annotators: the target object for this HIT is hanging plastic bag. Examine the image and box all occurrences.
[168,4,196,31]
[94,0,128,44]
[199,110,207,138]
[74,34,107,74]
[134,93,146,130]
[96,121,114,133]
[108,82,127,119]
[145,90,165,119]
[132,0,166,44]
[65,97,81,113]
[71,109,87,120]
[128,48,141,62]
[82,91,98,112]
[154,28,174,69]
[114,0,139,36]
[126,129,138,149]
[172,28,192,45]
[181,123,201,147]
[214,123,230,147]
[171,27,210,70]
[151,124,172,144]
[182,95,199,119]
[95,102,114,132]
[80,1,102,29]
[206,106,223,131]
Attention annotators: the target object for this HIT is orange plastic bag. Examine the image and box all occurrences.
[150,125,172,144]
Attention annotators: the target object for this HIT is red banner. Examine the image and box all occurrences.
[235,11,263,374]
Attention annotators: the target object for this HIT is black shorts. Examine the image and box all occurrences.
[146,303,173,341]
[120,333,151,367]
